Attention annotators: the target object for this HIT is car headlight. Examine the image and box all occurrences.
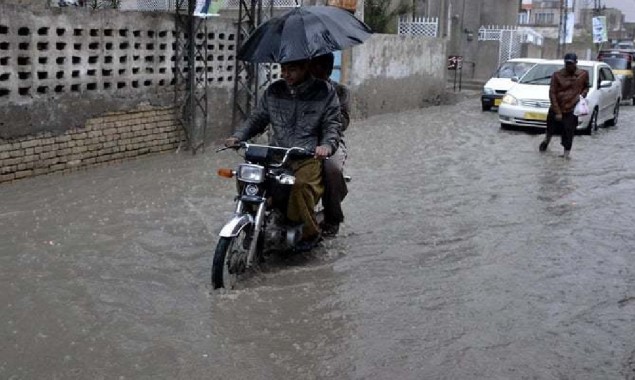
[237,164,265,183]
[502,94,518,105]
[482,87,495,95]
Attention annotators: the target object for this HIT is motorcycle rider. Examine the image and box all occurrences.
[224,59,342,251]
[309,53,350,237]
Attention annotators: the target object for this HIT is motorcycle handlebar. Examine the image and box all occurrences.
[216,142,315,165]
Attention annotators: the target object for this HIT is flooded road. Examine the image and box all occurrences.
[2,95,635,379]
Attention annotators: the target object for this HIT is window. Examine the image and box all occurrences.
[600,67,615,82]
[534,12,554,25]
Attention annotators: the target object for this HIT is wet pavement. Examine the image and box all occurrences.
[2,95,635,379]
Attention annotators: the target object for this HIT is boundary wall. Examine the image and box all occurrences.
[0,4,236,183]
[349,34,447,118]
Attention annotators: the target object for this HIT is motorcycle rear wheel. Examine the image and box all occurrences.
[211,228,251,289]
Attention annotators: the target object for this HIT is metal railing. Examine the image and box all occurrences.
[479,25,543,46]
[224,0,298,8]
[398,16,439,37]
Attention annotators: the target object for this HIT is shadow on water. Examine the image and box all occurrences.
[499,124,546,135]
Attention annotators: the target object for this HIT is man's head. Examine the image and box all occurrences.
[281,59,310,86]
[309,53,335,81]
[564,52,578,74]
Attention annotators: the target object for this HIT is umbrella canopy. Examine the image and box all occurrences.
[237,6,373,64]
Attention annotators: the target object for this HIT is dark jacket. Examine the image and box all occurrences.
[331,80,350,132]
[232,77,341,153]
[549,68,589,114]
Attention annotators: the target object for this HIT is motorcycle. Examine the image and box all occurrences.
[211,142,323,289]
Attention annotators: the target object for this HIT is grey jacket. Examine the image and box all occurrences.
[232,77,341,154]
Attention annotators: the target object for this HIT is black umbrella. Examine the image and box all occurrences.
[237,6,373,64]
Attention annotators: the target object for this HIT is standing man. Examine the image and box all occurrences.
[539,53,589,158]
[225,59,341,251]
[309,53,350,237]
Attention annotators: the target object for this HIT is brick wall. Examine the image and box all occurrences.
[0,106,183,183]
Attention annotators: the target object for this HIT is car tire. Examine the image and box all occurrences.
[606,102,619,127]
[482,103,492,112]
[632,97,635,106]
[500,123,510,129]
[585,108,598,135]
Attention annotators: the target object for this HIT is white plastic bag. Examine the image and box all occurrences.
[574,95,589,116]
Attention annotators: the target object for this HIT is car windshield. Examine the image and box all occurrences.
[496,61,536,78]
[519,64,593,87]
[600,57,630,70]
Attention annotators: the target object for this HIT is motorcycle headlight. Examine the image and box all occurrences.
[502,94,518,105]
[237,164,265,183]
[482,87,495,95]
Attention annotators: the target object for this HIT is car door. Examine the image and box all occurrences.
[598,66,619,122]
[603,66,620,107]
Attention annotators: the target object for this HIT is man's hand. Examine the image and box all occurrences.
[224,137,240,148]
[555,113,563,121]
[314,145,332,160]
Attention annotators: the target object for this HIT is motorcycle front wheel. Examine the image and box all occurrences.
[211,228,251,289]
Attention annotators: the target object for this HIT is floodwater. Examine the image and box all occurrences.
[1,95,635,379]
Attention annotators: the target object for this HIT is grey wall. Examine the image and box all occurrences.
[480,0,520,26]
[348,34,446,118]
[2,2,452,145]
[445,0,522,82]
[473,41,500,80]
[0,3,236,140]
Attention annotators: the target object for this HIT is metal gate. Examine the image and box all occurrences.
[479,26,521,66]
[499,29,521,65]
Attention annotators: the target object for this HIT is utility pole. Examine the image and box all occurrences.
[593,0,604,54]
[557,0,565,58]
[557,0,575,58]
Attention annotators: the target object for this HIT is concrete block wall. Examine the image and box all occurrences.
[349,34,447,118]
[0,4,239,139]
[0,4,238,183]
[0,106,182,183]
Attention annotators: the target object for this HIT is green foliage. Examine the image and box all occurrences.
[364,0,412,34]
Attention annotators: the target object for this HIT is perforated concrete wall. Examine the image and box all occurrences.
[0,4,239,139]
[0,4,243,183]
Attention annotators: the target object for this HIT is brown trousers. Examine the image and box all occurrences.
[287,159,324,240]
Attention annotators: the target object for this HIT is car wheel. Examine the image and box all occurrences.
[500,123,510,129]
[585,108,598,135]
[606,102,619,126]
[482,103,492,112]
[632,97,635,106]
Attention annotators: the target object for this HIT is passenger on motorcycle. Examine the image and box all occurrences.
[224,59,342,251]
[309,53,350,237]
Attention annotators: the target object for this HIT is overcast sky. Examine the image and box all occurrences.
[601,0,635,22]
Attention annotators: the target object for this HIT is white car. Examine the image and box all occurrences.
[481,58,544,111]
[498,60,622,134]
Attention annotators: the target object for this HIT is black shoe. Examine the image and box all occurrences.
[294,234,322,252]
[539,140,549,152]
[321,222,340,238]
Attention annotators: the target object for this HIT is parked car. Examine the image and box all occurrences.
[498,60,622,134]
[597,49,635,105]
[481,58,544,111]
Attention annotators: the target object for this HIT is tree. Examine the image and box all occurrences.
[364,0,412,33]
